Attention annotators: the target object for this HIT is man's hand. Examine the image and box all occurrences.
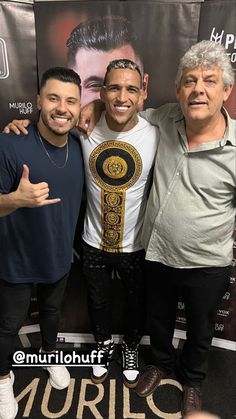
[2,119,31,135]
[78,100,105,135]
[14,165,61,208]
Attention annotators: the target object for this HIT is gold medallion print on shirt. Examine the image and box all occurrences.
[89,141,142,252]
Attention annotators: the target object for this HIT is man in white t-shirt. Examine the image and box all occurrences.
[81,59,158,388]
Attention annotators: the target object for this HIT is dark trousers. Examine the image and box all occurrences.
[82,241,146,344]
[0,274,68,375]
[146,261,230,387]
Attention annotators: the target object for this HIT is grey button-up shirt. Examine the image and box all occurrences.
[141,103,236,268]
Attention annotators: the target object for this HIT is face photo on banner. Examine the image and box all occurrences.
[66,16,149,107]
[34,1,200,109]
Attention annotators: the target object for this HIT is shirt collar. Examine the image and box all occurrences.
[173,104,236,147]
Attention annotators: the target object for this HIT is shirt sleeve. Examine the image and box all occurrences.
[0,137,17,194]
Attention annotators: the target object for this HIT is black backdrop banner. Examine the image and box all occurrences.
[0,0,235,350]
[0,1,38,129]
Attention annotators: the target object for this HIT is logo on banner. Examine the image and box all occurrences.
[210,28,236,63]
[0,38,9,79]
[14,377,184,418]
[8,102,34,115]
[215,323,224,332]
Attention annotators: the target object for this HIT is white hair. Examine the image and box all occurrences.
[175,40,235,88]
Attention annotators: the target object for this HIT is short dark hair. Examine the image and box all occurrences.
[40,67,81,92]
[104,59,142,86]
[66,16,142,69]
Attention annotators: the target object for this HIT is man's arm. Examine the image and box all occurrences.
[0,164,60,217]
[2,102,160,136]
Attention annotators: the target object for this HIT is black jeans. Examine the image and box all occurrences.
[146,261,231,387]
[82,241,146,344]
[0,274,68,375]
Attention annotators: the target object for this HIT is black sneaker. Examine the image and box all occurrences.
[91,339,115,384]
[121,341,139,388]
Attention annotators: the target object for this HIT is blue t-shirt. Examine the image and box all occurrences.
[0,124,84,283]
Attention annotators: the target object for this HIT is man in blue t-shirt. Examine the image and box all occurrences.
[0,67,84,419]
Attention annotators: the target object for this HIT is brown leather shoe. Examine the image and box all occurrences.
[135,365,163,397]
[181,385,202,416]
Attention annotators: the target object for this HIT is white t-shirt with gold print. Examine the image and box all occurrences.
[81,112,159,253]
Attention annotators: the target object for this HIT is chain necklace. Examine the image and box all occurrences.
[37,131,69,169]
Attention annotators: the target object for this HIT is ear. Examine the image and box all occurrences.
[223,84,234,102]
[223,85,236,119]
[137,89,145,108]
[142,73,149,100]
[175,85,180,101]
[37,94,41,111]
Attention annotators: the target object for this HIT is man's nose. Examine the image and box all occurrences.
[117,88,128,101]
[193,79,205,93]
[56,100,67,112]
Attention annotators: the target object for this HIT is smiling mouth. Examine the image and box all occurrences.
[114,105,130,113]
[52,115,70,125]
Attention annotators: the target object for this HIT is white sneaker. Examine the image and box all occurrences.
[0,371,18,419]
[43,366,70,390]
[121,341,140,388]
[91,339,115,384]
[40,348,70,390]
